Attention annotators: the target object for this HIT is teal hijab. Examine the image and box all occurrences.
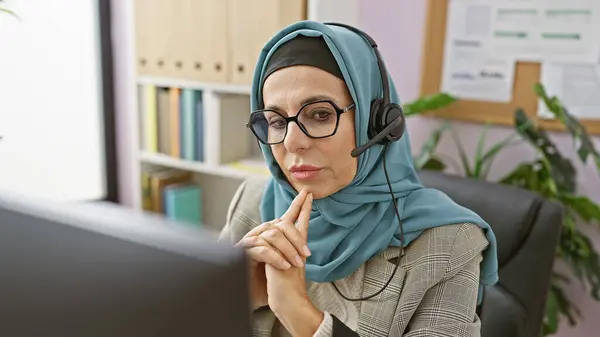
[250,21,498,293]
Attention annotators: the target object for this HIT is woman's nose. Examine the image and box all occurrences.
[283,122,311,153]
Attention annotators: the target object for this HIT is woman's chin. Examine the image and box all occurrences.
[287,177,341,200]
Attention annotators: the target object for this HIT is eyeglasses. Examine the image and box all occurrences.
[246,99,355,145]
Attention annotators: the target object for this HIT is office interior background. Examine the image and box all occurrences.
[1,0,599,336]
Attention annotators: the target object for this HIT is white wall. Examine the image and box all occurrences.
[0,0,106,201]
[307,0,360,27]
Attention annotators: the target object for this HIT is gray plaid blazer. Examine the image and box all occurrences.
[219,177,489,337]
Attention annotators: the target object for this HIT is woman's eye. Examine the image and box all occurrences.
[312,110,332,120]
[268,119,286,128]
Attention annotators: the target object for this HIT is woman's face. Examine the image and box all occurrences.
[262,65,357,199]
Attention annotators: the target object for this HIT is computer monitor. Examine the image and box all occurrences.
[0,190,252,336]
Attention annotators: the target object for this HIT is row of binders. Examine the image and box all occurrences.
[133,0,306,85]
[141,167,202,226]
[138,84,204,162]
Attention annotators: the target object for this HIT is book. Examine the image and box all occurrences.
[180,89,199,161]
[195,92,204,162]
[149,169,192,213]
[163,183,202,226]
[169,87,181,157]
[143,84,158,152]
[157,87,171,154]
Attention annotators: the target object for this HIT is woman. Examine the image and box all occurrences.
[219,21,498,337]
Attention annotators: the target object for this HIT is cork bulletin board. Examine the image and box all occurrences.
[419,0,600,135]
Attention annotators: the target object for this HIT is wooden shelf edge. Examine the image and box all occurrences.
[139,152,270,180]
[421,110,600,135]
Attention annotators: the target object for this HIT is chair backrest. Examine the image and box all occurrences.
[418,170,564,337]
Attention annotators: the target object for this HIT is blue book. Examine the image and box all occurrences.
[163,183,202,226]
[195,93,204,162]
[180,89,198,161]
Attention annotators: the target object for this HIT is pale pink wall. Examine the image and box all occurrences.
[358,1,600,336]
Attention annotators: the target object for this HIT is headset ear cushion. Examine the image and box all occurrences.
[383,103,406,140]
[369,98,385,139]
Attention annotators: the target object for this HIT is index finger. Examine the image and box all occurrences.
[296,193,313,239]
[280,189,308,222]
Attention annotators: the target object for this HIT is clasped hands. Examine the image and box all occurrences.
[235,189,324,336]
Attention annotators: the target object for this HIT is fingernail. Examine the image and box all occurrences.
[282,261,291,269]
[303,245,311,256]
[295,256,304,267]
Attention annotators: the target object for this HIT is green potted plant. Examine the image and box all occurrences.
[411,85,600,336]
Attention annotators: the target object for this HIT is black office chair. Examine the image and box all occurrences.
[418,170,564,337]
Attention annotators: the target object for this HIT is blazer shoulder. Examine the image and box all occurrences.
[402,223,489,278]
[218,176,269,244]
[446,222,489,275]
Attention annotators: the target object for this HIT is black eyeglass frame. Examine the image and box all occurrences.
[246,99,356,145]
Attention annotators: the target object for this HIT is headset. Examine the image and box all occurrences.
[323,22,406,302]
[324,22,406,158]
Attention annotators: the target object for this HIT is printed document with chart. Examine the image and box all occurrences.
[441,0,600,104]
[538,50,600,120]
[532,0,600,120]
[489,0,600,62]
[441,0,516,103]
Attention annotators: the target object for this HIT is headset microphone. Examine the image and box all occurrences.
[350,117,404,158]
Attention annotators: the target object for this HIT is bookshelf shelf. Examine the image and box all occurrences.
[134,75,264,229]
[137,76,252,96]
[139,152,268,180]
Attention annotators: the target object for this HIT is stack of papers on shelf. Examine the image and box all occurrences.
[227,157,270,176]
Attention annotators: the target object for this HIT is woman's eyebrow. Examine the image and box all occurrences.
[301,95,334,105]
[265,95,335,111]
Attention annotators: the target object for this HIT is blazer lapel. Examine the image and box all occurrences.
[357,247,405,337]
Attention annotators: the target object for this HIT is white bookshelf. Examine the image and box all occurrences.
[134,76,270,229]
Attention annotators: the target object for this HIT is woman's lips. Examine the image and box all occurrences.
[289,165,322,181]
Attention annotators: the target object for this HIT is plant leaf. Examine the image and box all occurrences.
[559,221,600,300]
[514,109,577,193]
[414,121,450,170]
[421,157,446,171]
[473,123,490,178]
[449,127,473,177]
[542,272,583,335]
[544,287,560,335]
[481,135,520,164]
[473,128,522,179]
[534,83,600,173]
[499,162,536,189]
[403,93,458,117]
[499,158,560,198]
[480,136,522,179]
[560,194,600,224]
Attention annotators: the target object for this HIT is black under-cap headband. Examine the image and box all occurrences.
[262,35,344,82]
